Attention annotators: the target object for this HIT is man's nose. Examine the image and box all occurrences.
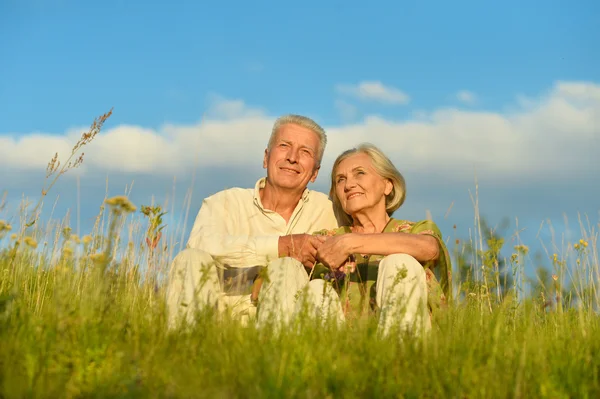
[286,147,298,163]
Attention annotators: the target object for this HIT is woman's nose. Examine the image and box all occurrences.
[344,177,357,190]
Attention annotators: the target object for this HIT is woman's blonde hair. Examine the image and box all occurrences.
[329,143,406,226]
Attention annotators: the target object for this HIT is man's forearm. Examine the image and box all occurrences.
[188,232,280,267]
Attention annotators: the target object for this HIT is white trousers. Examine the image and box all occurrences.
[256,257,345,328]
[165,249,257,328]
[375,253,431,337]
[166,249,430,338]
[165,249,344,329]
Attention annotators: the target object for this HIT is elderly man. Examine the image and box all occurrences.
[166,114,343,328]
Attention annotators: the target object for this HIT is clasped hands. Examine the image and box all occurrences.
[279,233,357,273]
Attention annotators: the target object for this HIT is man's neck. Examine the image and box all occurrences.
[259,181,306,223]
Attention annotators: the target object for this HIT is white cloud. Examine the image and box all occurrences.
[334,100,359,122]
[456,90,477,105]
[1,81,599,184]
[336,81,410,105]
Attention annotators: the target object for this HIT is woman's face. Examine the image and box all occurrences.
[334,152,393,218]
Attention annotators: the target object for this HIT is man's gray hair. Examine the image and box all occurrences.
[267,114,327,165]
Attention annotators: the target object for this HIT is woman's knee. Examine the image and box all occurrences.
[380,254,425,279]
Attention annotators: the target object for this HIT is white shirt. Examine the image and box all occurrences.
[187,177,338,268]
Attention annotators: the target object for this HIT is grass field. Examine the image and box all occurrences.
[1,192,598,399]
[1,114,598,398]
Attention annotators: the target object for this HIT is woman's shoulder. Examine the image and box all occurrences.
[386,218,443,237]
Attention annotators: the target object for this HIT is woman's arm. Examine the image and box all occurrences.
[349,232,439,262]
[317,232,439,270]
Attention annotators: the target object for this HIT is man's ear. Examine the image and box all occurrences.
[263,148,269,169]
[384,179,393,196]
[310,165,320,183]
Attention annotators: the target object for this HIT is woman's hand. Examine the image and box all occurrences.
[316,234,357,271]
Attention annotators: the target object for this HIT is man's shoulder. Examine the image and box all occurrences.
[307,189,333,205]
[204,186,254,204]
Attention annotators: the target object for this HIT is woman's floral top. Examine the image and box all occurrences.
[312,218,452,320]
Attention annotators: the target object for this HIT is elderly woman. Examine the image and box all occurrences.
[311,143,452,337]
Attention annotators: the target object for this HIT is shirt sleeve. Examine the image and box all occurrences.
[410,219,452,302]
[186,194,280,268]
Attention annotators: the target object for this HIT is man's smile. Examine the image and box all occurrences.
[280,167,300,174]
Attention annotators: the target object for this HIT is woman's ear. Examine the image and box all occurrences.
[384,179,393,196]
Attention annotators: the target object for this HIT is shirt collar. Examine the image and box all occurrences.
[253,177,311,210]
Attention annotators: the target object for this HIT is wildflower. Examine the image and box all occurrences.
[24,236,38,249]
[70,234,80,244]
[62,227,72,240]
[514,245,529,255]
[105,195,136,213]
[574,243,580,249]
[552,253,558,262]
[140,204,167,249]
[10,233,17,240]
[0,220,12,233]
[552,274,558,281]
[63,246,74,256]
[82,235,92,245]
[89,253,107,265]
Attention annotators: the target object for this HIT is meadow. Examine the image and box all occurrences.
[0,112,598,398]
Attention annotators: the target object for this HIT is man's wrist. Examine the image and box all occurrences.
[278,235,290,258]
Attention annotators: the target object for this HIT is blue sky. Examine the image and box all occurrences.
[1,0,599,280]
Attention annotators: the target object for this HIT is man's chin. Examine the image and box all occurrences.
[272,178,308,191]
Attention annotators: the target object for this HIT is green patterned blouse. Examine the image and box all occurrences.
[312,218,452,319]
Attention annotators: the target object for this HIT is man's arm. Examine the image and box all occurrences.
[186,194,280,268]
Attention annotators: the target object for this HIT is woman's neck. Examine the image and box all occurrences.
[351,210,391,234]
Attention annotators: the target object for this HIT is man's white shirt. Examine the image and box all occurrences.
[187,177,338,269]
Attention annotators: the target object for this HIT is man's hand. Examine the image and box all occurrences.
[316,234,357,271]
[278,234,327,268]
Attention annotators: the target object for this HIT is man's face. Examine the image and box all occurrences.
[263,123,321,191]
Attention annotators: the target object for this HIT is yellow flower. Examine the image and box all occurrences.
[82,235,93,244]
[552,274,558,281]
[552,253,558,262]
[514,245,529,255]
[24,236,38,249]
[0,220,12,232]
[105,196,136,213]
[89,253,107,264]
[574,243,580,249]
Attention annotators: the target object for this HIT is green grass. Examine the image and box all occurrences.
[0,195,599,398]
